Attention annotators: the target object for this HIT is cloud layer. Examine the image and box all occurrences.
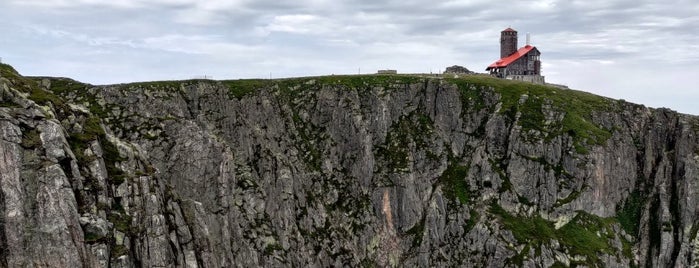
[1,0,697,114]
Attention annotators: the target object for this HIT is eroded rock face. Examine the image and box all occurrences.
[0,65,698,267]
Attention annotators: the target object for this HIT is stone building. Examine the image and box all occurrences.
[486,27,545,84]
[377,69,397,74]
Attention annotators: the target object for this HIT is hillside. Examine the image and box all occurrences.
[1,62,698,267]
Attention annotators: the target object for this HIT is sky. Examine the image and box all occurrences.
[0,0,698,114]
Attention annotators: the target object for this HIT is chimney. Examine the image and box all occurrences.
[526,33,531,46]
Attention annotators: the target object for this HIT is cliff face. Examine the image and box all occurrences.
[0,63,698,267]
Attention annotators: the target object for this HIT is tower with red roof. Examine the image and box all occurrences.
[500,28,518,59]
[486,27,544,84]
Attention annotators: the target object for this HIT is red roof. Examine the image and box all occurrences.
[502,27,516,32]
[486,45,536,70]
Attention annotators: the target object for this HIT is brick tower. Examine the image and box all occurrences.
[500,27,518,58]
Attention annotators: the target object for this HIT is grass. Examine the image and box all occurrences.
[124,80,186,89]
[107,211,133,235]
[42,78,113,118]
[103,138,127,185]
[111,244,129,259]
[20,128,41,149]
[448,78,489,112]
[222,74,425,101]
[68,116,102,162]
[439,160,470,204]
[616,189,644,238]
[0,64,69,111]
[557,212,615,261]
[46,78,91,95]
[490,203,555,243]
[376,112,434,173]
[447,75,614,153]
[0,63,18,77]
[116,74,614,156]
[0,99,20,108]
[67,115,126,187]
[490,203,616,266]
[0,63,36,89]
[553,190,582,208]
[292,113,324,171]
[84,232,105,243]
[464,210,480,233]
[29,87,67,110]
[221,79,272,100]
[280,74,422,89]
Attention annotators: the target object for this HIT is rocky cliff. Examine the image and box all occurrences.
[0,63,698,267]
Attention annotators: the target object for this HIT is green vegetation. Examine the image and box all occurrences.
[68,116,102,163]
[111,244,129,259]
[490,203,617,266]
[43,78,110,117]
[221,74,424,101]
[45,78,90,95]
[490,203,555,243]
[550,261,568,268]
[449,79,488,112]
[67,115,126,187]
[108,211,133,235]
[376,112,434,173]
[616,189,644,238]
[124,80,185,90]
[292,113,324,172]
[405,215,426,248]
[29,87,67,110]
[557,213,616,261]
[553,190,582,208]
[448,75,614,153]
[464,210,480,233]
[0,63,35,89]
[690,224,699,241]
[0,98,20,107]
[280,74,422,89]
[20,128,41,149]
[222,79,272,100]
[438,160,470,204]
[0,63,18,77]
[0,73,74,112]
[84,232,104,243]
[264,242,283,255]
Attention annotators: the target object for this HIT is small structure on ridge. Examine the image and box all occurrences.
[444,65,473,74]
[377,69,397,74]
[485,27,545,84]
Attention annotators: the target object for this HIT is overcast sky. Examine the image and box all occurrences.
[1,0,697,114]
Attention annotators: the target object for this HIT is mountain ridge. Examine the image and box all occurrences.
[0,62,698,267]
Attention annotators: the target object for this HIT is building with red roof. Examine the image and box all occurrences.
[486,28,544,84]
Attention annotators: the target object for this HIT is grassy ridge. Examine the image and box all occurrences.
[217,74,614,157]
[5,69,614,156]
[448,75,613,153]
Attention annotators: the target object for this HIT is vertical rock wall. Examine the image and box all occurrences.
[0,65,698,267]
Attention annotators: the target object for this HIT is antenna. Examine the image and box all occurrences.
[526,33,531,46]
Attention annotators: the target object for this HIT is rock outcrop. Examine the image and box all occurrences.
[444,65,474,74]
[0,63,697,267]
